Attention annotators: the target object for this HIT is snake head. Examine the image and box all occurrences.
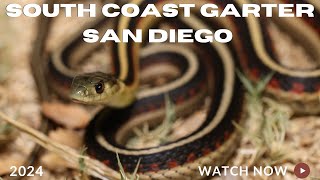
[70,72,125,105]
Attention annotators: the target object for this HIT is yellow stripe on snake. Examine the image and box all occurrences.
[47,0,320,179]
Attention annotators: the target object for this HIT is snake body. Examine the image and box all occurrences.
[48,0,320,179]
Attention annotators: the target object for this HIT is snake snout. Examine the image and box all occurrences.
[70,84,88,101]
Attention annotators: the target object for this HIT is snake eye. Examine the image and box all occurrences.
[95,81,104,94]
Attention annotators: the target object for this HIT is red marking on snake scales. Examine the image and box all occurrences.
[292,82,304,94]
[237,48,249,68]
[89,151,96,159]
[308,19,320,34]
[167,160,179,168]
[135,107,143,114]
[176,95,184,104]
[122,164,128,172]
[54,78,71,90]
[269,78,280,89]
[187,153,196,163]
[242,53,249,66]
[138,164,144,172]
[224,131,230,140]
[150,163,160,171]
[188,88,196,96]
[148,104,156,111]
[215,142,221,149]
[111,65,116,74]
[315,84,320,92]
[202,148,211,156]
[250,67,261,79]
[103,160,110,166]
[282,0,289,4]
[197,82,206,92]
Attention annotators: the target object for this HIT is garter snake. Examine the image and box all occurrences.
[47,0,320,179]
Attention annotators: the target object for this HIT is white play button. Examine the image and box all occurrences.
[294,162,310,179]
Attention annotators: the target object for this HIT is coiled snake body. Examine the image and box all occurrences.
[48,0,320,179]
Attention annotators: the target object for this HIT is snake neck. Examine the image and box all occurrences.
[107,84,137,108]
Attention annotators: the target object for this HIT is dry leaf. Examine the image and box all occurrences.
[42,102,91,129]
[48,128,83,149]
[40,153,76,172]
[0,153,24,175]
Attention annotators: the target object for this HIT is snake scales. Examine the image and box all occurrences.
[47,0,320,179]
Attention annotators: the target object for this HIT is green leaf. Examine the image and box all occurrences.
[117,152,141,180]
[116,152,126,180]
[256,72,274,93]
[164,94,176,124]
[130,158,141,180]
[78,146,87,173]
[236,70,255,95]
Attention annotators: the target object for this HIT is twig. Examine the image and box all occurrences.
[27,0,53,168]
[0,111,119,180]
